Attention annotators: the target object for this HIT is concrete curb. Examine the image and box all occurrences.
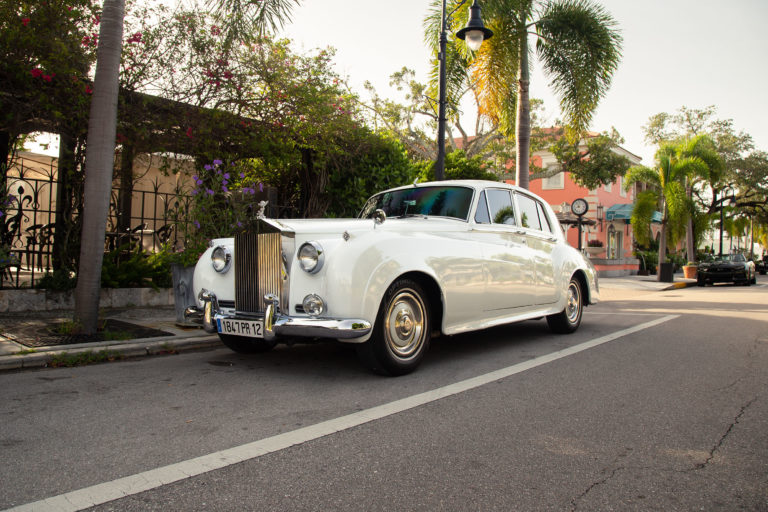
[0,333,222,372]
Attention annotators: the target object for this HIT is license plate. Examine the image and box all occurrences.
[217,318,264,338]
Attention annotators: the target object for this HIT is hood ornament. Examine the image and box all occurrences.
[256,200,269,219]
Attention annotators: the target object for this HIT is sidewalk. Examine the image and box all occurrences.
[0,306,221,371]
[0,274,696,372]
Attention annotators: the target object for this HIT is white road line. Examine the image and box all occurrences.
[5,314,679,512]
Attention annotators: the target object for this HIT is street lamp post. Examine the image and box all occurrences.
[435,0,492,181]
[718,187,735,257]
[719,191,724,258]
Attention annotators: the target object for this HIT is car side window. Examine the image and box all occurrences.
[475,191,491,224]
[536,201,553,233]
[486,189,516,225]
[515,193,542,231]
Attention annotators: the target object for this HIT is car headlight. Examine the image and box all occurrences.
[211,245,232,273]
[298,241,324,274]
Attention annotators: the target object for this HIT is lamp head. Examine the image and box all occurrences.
[456,0,493,51]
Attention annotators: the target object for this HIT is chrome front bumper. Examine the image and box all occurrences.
[185,289,372,342]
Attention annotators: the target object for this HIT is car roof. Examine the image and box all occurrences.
[381,179,523,194]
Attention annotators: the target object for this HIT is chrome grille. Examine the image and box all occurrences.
[235,232,283,313]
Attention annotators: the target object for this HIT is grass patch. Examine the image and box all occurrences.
[55,319,83,335]
[102,330,133,341]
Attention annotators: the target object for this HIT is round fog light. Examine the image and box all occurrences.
[302,294,325,316]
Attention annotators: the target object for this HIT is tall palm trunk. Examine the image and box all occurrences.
[515,31,530,190]
[73,0,125,334]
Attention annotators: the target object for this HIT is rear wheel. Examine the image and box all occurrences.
[219,334,277,353]
[547,277,583,334]
[357,278,431,376]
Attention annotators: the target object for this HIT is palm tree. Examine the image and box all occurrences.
[74,0,300,334]
[624,142,709,280]
[73,0,126,334]
[425,0,622,189]
[675,135,722,262]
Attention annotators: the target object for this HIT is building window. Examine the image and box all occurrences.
[619,176,626,197]
[604,181,612,193]
[542,171,564,190]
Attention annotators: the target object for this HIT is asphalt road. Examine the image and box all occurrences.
[1,278,767,511]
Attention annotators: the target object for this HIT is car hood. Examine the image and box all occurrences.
[700,261,742,269]
[274,217,467,235]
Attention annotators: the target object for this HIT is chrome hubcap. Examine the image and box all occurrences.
[385,289,426,358]
[565,282,581,323]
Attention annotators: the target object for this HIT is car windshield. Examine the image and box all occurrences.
[706,254,746,263]
[359,186,474,221]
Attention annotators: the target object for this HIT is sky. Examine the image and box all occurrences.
[279,0,768,165]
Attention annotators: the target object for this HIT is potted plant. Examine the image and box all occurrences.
[682,261,697,279]
[585,239,604,256]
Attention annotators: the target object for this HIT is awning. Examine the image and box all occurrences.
[605,203,662,223]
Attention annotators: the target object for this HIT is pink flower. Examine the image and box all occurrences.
[30,68,43,78]
[22,17,30,26]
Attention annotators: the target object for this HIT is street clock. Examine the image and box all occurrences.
[571,198,588,216]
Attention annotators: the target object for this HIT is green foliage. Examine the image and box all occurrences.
[667,252,686,270]
[100,245,169,289]
[36,269,77,291]
[184,159,267,248]
[630,190,657,248]
[417,150,499,182]
[49,349,123,368]
[325,135,419,218]
[625,137,715,263]
[550,128,631,189]
[0,0,97,138]
[634,249,657,273]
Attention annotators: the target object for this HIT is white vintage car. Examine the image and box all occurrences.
[186,180,599,375]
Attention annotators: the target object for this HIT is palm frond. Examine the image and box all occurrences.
[207,0,301,39]
[631,190,658,247]
[536,0,622,138]
[624,165,659,190]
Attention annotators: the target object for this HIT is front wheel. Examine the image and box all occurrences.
[219,334,278,353]
[546,277,583,334]
[357,278,431,376]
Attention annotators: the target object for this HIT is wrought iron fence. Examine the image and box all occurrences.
[1,155,192,289]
